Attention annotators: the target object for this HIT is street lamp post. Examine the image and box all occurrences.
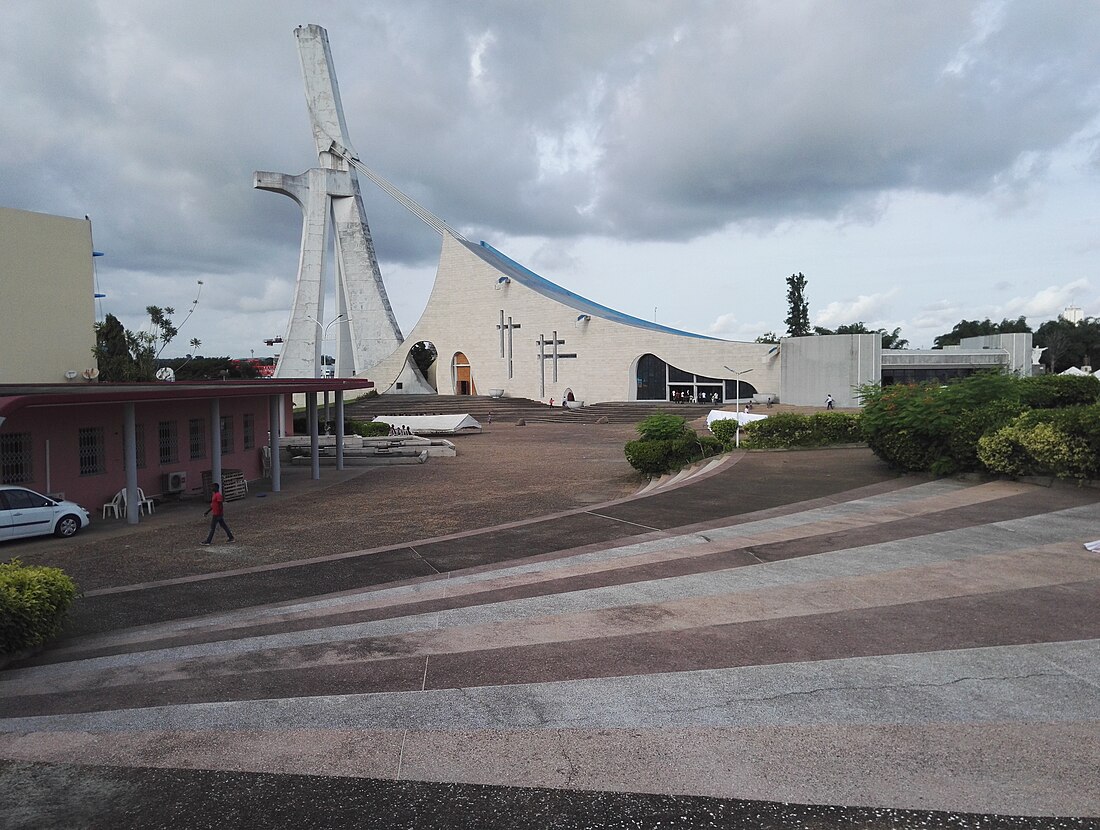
[723,366,754,448]
[306,314,348,433]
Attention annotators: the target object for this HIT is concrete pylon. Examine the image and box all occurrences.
[254,24,402,379]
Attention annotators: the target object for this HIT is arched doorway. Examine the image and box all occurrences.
[451,351,476,395]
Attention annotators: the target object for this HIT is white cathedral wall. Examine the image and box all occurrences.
[362,235,780,404]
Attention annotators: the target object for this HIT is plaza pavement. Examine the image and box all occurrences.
[1,443,1099,829]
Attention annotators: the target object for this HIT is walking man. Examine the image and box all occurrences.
[202,482,234,545]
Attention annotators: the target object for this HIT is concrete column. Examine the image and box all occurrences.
[209,398,222,488]
[307,392,320,480]
[123,402,139,525]
[268,395,281,493]
[335,390,345,471]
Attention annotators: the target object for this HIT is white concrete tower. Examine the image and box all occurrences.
[254,24,402,378]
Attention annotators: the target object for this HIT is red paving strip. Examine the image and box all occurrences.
[45,485,1083,661]
[423,580,1100,690]
[9,580,1098,718]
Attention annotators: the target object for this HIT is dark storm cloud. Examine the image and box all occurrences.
[3,0,1099,277]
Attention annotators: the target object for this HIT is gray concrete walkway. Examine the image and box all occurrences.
[2,444,1099,828]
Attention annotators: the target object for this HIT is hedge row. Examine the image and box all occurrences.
[859,372,1100,478]
[739,412,862,448]
[1,559,78,657]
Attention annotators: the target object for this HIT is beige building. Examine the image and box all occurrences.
[0,207,96,383]
[368,233,782,406]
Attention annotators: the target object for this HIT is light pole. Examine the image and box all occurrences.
[723,366,754,448]
[306,314,348,433]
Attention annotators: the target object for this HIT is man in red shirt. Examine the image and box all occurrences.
[201,482,235,545]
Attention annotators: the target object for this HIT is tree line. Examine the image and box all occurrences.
[763,272,1094,371]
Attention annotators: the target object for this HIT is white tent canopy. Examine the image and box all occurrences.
[373,414,482,434]
[706,409,768,429]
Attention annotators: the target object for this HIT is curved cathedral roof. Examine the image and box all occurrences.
[460,238,721,341]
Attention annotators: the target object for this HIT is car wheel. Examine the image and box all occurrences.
[55,514,81,538]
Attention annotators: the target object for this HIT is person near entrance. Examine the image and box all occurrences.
[201,483,234,545]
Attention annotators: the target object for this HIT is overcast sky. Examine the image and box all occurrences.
[3,0,1100,358]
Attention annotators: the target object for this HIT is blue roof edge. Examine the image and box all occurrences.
[464,239,720,341]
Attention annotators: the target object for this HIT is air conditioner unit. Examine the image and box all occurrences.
[166,471,187,493]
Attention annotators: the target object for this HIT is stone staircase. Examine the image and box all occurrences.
[344,394,716,425]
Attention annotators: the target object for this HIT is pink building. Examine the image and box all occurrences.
[0,378,372,520]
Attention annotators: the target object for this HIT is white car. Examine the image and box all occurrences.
[0,486,91,540]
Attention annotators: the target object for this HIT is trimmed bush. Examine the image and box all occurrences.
[979,404,1100,480]
[624,439,675,477]
[1,559,79,656]
[709,419,738,447]
[624,417,724,477]
[636,413,692,441]
[345,419,391,437]
[740,412,862,449]
[976,425,1033,477]
[945,399,1026,473]
[1019,374,1100,409]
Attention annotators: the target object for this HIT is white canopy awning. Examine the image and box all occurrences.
[706,409,768,429]
[373,414,482,434]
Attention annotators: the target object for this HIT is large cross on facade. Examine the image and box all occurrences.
[497,310,521,378]
[537,331,577,397]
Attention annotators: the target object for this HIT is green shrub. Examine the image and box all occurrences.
[709,419,738,447]
[977,425,1033,477]
[624,439,675,476]
[1019,374,1100,409]
[624,430,723,477]
[859,381,954,471]
[977,405,1100,481]
[1,560,79,656]
[1018,422,1093,479]
[809,411,864,444]
[636,413,691,441]
[946,399,1026,473]
[346,419,391,437]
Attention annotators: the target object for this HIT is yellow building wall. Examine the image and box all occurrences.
[0,207,96,383]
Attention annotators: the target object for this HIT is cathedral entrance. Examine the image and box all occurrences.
[451,352,476,395]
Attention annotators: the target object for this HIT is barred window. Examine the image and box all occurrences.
[158,420,178,465]
[189,418,206,460]
[78,427,105,476]
[243,413,255,450]
[0,432,33,484]
[220,415,234,455]
[120,423,147,469]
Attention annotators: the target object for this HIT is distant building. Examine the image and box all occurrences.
[0,207,96,384]
[1062,305,1084,324]
[0,207,369,521]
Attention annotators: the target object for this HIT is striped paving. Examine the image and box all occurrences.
[2,449,1099,822]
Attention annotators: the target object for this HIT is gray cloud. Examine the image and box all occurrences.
[3,0,1099,355]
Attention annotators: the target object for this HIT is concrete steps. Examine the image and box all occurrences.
[345,394,717,425]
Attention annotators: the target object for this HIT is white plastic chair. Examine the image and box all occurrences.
[101,489,124,519]
[137,488,155,515]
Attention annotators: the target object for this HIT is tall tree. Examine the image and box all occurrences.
[1034,317,1100,373]
[784,272,810,337]
[92,313,139,381]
